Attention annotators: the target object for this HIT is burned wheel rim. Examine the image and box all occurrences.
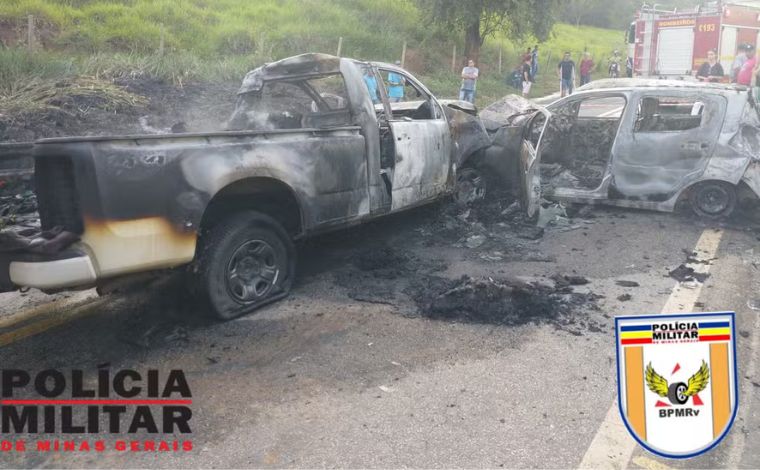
[455,168,486,204]
[695,184,731,215]
[226,239,280,303]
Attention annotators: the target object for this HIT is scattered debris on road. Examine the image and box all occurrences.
[668,264,710,283]
[409,274,602,331]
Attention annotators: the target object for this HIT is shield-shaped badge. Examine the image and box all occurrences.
[616,312,738,458]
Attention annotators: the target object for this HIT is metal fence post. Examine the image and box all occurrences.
[401,41,406,67]
[158,24,165,55]
[27,15,34,51]
[336,37,343,57]
[451,45,456,73]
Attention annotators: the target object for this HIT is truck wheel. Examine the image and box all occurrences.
[194,211,295,320]
[455,167,487,204]
[689,181,736,219]
[668,382,689,405]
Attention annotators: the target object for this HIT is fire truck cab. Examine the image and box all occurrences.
[627,1,760,79]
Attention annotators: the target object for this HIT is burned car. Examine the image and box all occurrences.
[484,79,760,219]
[0,53,492,320]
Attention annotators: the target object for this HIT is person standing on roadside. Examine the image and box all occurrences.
[579,52,594,86]
[696,49,724,82]
[558,52,576,97]
[523,48,532,63]
[522,55,533,97]
[731,44,750,83]
[736,45,756,86]
[363,67,380,104]
[459,59,479,104]
[387,60,405,103]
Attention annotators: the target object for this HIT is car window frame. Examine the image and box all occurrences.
[633,94,709,134]
[375,67,444,121]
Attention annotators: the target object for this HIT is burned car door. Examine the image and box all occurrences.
[521,109,551,218]
[610,92,726,199]
[540,94,627,200]
[375,68,451,211]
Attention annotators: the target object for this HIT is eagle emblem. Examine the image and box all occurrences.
[645,360,710,405]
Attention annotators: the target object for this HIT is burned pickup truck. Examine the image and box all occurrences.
[0,53,493,319]
[483,79,760,219]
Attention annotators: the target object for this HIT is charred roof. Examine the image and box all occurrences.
[578,79,750,93]
[238,53,342,94]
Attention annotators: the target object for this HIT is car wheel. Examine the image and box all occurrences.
[689,181,736,219]
[455,167,487,204]
[193,211,295,321]
[668,382,689,405]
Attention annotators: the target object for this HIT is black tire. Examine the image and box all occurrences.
[192,211,295,320]
[454,167,487,204]
[668,382,689,405]
[689,181,736,219]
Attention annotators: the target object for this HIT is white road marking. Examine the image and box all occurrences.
[578,228,724,470]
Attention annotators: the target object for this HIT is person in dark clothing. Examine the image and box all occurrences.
[558,52,575,97]
[696,49,725,82]
[522,55,533,96]
[531,45,539,78]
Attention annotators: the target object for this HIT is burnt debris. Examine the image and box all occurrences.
[408,275,601,330]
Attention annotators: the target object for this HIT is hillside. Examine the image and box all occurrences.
[0,0,625,139]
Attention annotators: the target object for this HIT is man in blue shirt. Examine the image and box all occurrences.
[363,68,380,104]
[387,61,405,103]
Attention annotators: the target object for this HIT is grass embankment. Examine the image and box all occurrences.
[0,0,625,108]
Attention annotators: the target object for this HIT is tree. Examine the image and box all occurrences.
[564,0,596,28]
[417,0,560,65]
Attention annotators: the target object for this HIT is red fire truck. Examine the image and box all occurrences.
[626,1,760,78]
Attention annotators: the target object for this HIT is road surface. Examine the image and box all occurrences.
[1,200,759,469]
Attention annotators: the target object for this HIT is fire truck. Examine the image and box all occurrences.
[626,1,760,78]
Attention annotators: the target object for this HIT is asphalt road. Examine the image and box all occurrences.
[1,202,759,469]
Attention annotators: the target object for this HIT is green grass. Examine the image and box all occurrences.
[0,0,625,106]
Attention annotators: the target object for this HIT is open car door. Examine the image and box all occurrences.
[520,108,551,219]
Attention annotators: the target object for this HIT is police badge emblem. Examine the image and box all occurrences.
[616,312,738,458]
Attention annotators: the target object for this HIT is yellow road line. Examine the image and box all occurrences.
[578,228,724,470]
[631,456,674,470]
[0,290,97,330]
[0,295,111,347]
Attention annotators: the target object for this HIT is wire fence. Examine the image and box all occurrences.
[3,14,617,83]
